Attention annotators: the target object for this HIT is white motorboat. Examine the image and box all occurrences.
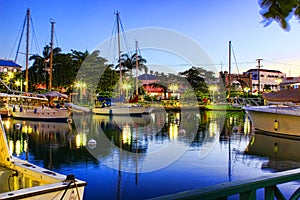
[244,88,300,136]
[0,116,86,199]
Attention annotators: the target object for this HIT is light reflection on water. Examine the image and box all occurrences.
[3,110,300,199]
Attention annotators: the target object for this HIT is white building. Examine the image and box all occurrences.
[244,69,285,93]
[279,77,300,90]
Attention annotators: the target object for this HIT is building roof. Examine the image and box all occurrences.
[138,73,158,81]
[0,59,22,68]
[263,88,300,102]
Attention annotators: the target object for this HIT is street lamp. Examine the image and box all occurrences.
[209,85,218,102]
[169,83,179,99]
[244,87,250,97]
[15,80,21,90]
[122,82,132,99]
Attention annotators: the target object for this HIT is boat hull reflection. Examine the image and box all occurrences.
[245,132,300,171]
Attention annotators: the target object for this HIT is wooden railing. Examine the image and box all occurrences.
[149,168,300,200]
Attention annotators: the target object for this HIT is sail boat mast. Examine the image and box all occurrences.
[49,19,55,91]
[135,41,139,96]
[25,8,30,92]
[228,41,231,99]
[116,11,122,97]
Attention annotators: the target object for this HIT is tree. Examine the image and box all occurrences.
[29,45,62,91]
[96,64,119,98]
[115,53,148,78]
[179,67,210,93]
[259,0,300,30]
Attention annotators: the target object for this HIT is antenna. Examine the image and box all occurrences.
[256,58,263,93]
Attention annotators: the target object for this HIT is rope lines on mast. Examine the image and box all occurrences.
[13,14,27,61]
[11,10,41,64]
[231,44,240,75]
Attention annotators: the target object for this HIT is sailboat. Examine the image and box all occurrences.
[205,41,242,111]
[8,9,70,122]
[92,12,153,116]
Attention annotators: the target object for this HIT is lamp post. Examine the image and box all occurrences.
[122,82,132,100]
[75,81,86,104]
[169,83,179,99]
[209,85,218,103]
[15,80,21,91]
[244,87,250,97]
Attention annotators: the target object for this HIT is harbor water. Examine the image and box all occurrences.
[3,109,300,199]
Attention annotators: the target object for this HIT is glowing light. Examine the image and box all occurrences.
[75,133,87,148]
[169,123,178,140]
[122,124,131,144]
[24,140,28,152]
[16,140,21,156]
[4,120,11,130]
[9,140,14,154]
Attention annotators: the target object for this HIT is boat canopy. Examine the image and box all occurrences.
[262,88,300,103]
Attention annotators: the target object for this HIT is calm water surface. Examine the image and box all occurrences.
[3,110,300,199]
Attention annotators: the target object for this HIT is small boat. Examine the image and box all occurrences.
[0,116,86,199]
[91,13,153,117]
[244,88,300,136]
[9,94,70,122]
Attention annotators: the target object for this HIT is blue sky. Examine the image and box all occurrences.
[2,0,300,76]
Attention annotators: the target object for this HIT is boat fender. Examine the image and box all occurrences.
[274,119,279,131]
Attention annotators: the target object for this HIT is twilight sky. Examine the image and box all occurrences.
[1,0,300,76]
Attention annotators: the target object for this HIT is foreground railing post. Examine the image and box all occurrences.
[240,190,256,200]
[265,186,276,200]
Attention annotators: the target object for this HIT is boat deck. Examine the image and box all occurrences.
[0,166,17,193]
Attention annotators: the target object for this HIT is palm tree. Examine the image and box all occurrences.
[115,53,147,78]
[29,45,61,91]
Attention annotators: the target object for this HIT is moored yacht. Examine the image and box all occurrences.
[244,88,300,137]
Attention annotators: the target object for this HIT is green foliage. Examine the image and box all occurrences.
[115,53,148,78]
[259,0,300,30]
[179,66,211,92]
[96,65,119,97]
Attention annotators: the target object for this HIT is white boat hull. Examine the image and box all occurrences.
[92,105,153,115]
[11,107,70,122]
[244,106,300,136]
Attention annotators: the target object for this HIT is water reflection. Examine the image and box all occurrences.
[245,132,300,171]
[73,111,200,173]
[4,110,299,199]
[3,117,98,170]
